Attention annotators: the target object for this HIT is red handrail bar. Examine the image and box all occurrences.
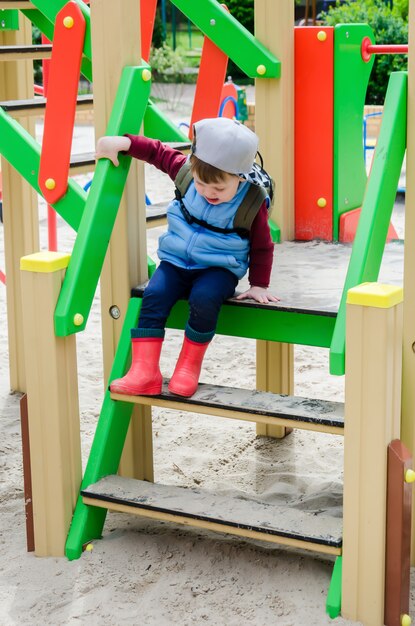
[361,37,408,62]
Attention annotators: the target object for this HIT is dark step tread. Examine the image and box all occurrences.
[82,475,343,552]
[0,94,93,112]
[111,382,344,432]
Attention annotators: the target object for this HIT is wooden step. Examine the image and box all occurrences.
[0,95,93,119]
[0,44,52,61]
[110,382,344,435]
[82,475,342,556]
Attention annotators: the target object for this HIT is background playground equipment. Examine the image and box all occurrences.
[294,24,408,243]
[1,1,415,625]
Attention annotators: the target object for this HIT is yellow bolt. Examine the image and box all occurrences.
[256,64,266,76]
[73,313,84,327]
[85,543,93,552]
[317,30,327,42]
[63,16,74,29]
[142,69,152,82]
[45,178,56,190]
[401,614,411,626]
[317,197,327,208]
[405,469,415,483]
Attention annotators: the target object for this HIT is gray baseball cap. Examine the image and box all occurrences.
[192,117,259,176]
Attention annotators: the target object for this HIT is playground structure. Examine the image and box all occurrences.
[0,1,415,624]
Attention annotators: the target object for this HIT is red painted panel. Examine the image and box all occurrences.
[294,27,333,240]
[189,37,228,138]
[39,1,86,205]
[140,0,157,62]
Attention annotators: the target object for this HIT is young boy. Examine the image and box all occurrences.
[96,117,278,398]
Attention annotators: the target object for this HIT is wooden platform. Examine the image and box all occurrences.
[82,475,343,555]
[133,240,404,318]
[111,382,344,434]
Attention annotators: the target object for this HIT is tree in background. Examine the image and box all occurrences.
[321,0,408,104]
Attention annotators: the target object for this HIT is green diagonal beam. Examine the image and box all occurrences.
[0,107,86,231]
[170,0,280,78]
[54,65,151,337]
[144,100,188,142]
[329,71,407,375]
[65,297,141,560]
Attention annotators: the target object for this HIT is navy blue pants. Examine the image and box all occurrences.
[137,261,238,339]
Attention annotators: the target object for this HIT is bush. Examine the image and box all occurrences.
[150,42,186,83]
[321,0,408,104]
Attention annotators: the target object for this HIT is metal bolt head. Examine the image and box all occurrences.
[109,305,121,320]
[210,19,216,26]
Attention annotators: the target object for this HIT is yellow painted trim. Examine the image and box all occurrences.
[347,283,403,308]
[20,251,71,273]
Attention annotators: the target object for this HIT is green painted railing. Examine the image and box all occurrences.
[65,298,142,561]
[54,65,151,337]
[330,71,407,375]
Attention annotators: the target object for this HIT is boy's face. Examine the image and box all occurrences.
[193,172,242,205]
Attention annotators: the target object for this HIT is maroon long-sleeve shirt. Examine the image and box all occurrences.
[126,135,274,288]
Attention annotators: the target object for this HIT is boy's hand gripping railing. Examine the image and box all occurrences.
[330,71,407,375]
[54,64,152,337]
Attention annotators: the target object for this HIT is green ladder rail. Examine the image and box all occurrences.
[66,297,143,560]
[54,65,151,337]
[329,70,407,375]
[326,556,342,619]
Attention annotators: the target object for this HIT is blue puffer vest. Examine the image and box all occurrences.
[158,180,251,279]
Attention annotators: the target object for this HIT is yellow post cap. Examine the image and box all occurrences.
[20,251,71,273]
[317,30,327,41]
[142,69,152,82]
[63,16,74,28]
[401,614,411,626]
[45,178,56,190]
[73,313,84,327]
[346,283,403,308]
[257,64,266,76]
[405,469,415,484]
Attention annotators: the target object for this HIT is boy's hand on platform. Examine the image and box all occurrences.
[235,286,280,304]
[95,136,131,167]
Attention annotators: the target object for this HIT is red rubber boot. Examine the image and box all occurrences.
[168,337,210,397]
[110,337,163,396]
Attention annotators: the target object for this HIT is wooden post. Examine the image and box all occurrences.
[384,440,412,626]
[20,252,82,556]
[90,0,153,480]
[0,13,38,392]
[254,0,294,437]
[401,0,415,564]
[342,283,403,625]
[256,341,293,438]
